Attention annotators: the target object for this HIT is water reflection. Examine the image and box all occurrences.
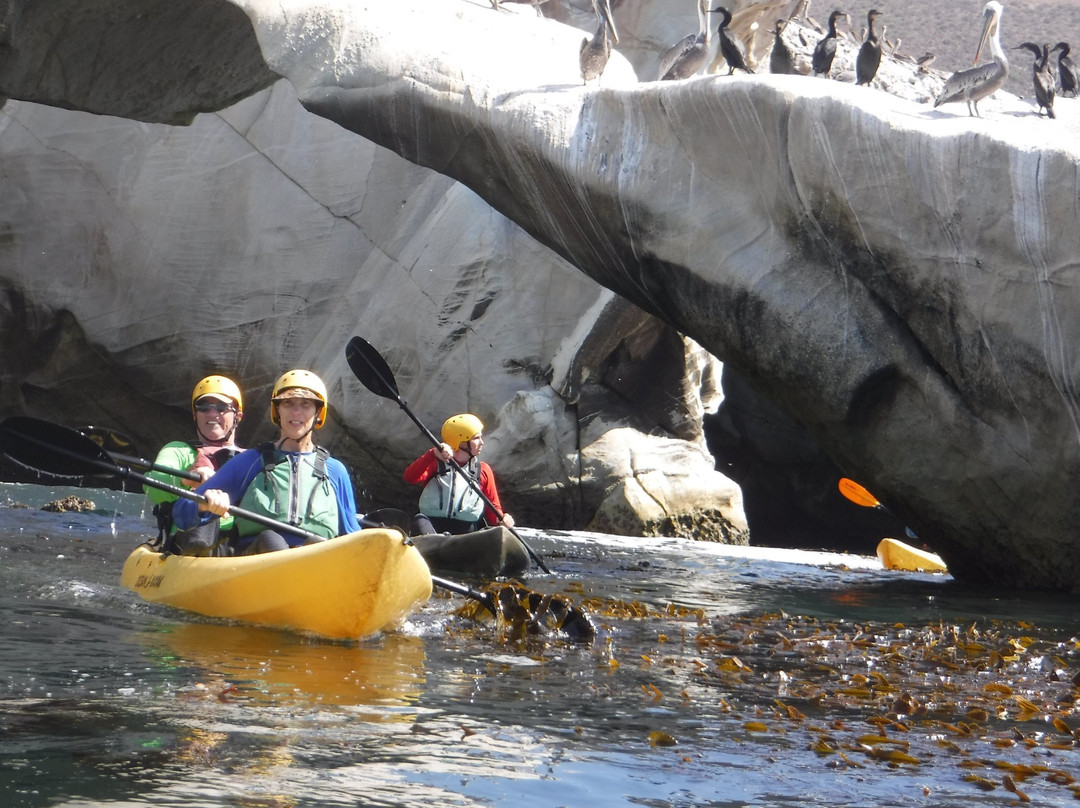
[7,483,1080,807]
[140,623,427,713]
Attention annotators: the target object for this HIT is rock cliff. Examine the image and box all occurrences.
[2,0,1079,588]
[0,1,746,545]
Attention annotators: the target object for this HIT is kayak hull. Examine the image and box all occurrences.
[121,528,433,640]
[411,525,530,578]
[876,537,948,573]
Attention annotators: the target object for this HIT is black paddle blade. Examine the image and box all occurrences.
[0,416,119,479]
[78,425,138,456]
[345,336,400,400]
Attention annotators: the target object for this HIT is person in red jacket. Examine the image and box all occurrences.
[403,413,514,536]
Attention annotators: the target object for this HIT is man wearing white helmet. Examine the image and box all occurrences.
[403,412,515,536]
[172,369,361,555]
[145,375,244,555]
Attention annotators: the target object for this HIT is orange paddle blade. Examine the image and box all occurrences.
[838,477,881,508]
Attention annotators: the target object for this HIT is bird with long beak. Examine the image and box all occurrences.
[658,0,715,81]
[933,1,1009,117]
[580,0,619,83]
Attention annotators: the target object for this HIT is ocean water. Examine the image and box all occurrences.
[2,481,1079,807]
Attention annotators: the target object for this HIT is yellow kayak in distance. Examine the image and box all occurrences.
[876,537,949,573]
[121,528,434,640]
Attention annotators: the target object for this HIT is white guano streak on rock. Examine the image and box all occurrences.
[1008,148,1080,443]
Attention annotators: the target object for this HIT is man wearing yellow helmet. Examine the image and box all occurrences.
[403,413,515,536]
[145,375,245,555]
[172,369,361,555]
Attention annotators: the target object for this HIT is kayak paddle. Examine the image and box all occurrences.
[345,335,552,574]
[0,415,592,637]
[0,415,321,541]
[838,477,884,509]
[78,425,202,482]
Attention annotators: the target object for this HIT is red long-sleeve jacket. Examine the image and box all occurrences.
[403,448,503,525]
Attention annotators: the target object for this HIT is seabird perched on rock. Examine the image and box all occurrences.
[580,0,619,84]
[490,0,549,15]
[796,0,823,33]
[855,9,883,86]
[770,19,796,74]
[933,1,1009,117]
[1052,42,1078,97]
[1014,42,1055,118]
[658,0,715,81]
[915,51,936,72]
[812,10,848,78]
[716,6,754,75]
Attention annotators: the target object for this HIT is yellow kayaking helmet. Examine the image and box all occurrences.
[442,413,484,448]
[271,369,328,428]
[191,375,243,413]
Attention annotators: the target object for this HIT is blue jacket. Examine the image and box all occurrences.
[172,447,361,544]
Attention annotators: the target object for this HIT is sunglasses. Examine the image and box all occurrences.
[194,402,236,414]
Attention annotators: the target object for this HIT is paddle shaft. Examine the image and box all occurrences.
[429,574,497,613]
[135,456,498,603]
[345,334,548,574]
[76,426,203,482]
[393,393,552,570]
[109,450,202,482]
[3,415,514,615]
[12,427,320,540]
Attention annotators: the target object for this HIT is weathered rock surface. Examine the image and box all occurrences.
[2,0,1080,589]
[0,9,745,543]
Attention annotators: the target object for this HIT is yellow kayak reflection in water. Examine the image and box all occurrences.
[142,622,427,713]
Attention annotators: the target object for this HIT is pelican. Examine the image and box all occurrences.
[716,6,754,75]
[796,0,822,33]
[1052,42,1078,97]
[855,9,882,86]
[1015,42,1055,118]
[770,19,796,74]
[580,0,619,84]
[933,1,1009,117]
[812,10,848,78]
[658,0,714,81]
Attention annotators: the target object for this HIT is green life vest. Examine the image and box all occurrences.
[235,444,338,539]
[418,457,486,522]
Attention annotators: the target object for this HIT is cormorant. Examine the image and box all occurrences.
[933,1,1009,117]
[1014,42,1055,118]
[855,9,882,86]
[580,0,619,84]
[812,10,848,78]
[716,6,754,75]
[1052,42,1078,97]
[659,0,714,81]
[770,19,796,74]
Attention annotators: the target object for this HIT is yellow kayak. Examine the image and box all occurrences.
[121,528,433,640]
[876,537,949,573]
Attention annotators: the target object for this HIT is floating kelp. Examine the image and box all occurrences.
[453,580,596,642]
[643,611,1080,798]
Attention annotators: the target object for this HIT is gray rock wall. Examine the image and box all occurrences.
[0,72,744,542]
[2,0,1080,587]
